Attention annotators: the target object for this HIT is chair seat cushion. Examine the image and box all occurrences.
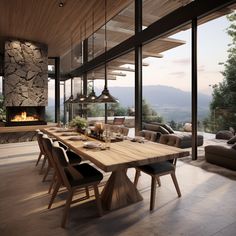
[66,150,82,164]
[65,163,103,187]
[138,161,175,175]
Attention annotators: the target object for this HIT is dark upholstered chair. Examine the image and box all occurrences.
[138,130,157,142]
[41,135,82,183]
[134,157,181,211]
[50,142,103,227]
[113,117,125,125]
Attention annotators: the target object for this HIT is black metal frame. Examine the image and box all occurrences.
[62,0,236,160]
[135,0,142,135]
[55,57,60,123]
[192,18,198,160]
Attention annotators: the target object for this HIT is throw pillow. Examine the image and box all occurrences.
[158,126,170,134]
[227,135,236,144]
[232,143,236,150]
[163,124,175,134]
[143,123,160,132]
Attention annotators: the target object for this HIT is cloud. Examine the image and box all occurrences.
[169,71,186,77]
[172,58,190,64]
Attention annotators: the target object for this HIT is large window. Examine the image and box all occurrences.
[142,25,191,132]
[198,7,236,136]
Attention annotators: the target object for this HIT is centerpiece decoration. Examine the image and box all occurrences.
[69,116,88,133]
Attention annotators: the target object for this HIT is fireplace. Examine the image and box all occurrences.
[6,106,47,126]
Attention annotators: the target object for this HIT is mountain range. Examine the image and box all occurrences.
[102,85,212,122]
[47,85,213,123]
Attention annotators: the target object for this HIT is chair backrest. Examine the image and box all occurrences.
[41,135,55,167]
[37,131,46,154]
[52,143,72,189]
[119,126,129,136]
[113,117,125,125]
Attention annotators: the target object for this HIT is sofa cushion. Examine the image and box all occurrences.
[227,135,236,144]
[158,126,169,134]
[143,123,160,132]
[163,124,175,134]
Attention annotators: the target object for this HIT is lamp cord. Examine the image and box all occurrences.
[104,0,107,89]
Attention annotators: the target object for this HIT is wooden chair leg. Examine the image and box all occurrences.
[48,180,61,209]
[93,184,103,217]
[171,172,181,197]
[85,186,90,198]
[134,169,141,188]
[61,190,74,228]
[35,152,42,166]
[40,155,47,174]
[48,171,56,194]
[156,177,161,187]
[42,165,51,182]
[150,176,157,211]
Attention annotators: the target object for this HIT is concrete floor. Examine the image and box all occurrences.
[0,141,236,236]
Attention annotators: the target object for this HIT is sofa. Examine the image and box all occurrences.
[141,122,203,148]
[205,143,236,171]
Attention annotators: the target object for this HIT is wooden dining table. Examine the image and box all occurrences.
[43,127,190,210]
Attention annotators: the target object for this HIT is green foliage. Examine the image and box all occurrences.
[107,103,127,116]
[207,13,236,132]
[87,103,105,117]
[142,99,163,123]
[69,116,88,129]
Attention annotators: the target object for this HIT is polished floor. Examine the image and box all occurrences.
[0,141,236,236]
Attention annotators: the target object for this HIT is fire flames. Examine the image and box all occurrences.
[11,112,39,122]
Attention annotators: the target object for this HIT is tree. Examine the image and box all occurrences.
[142,99,163,123]
[208,13,236,131]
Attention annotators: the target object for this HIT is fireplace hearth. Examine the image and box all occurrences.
[6,106,47,126]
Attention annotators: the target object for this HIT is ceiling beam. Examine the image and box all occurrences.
[108,66,135,72]
[71,0,235,77]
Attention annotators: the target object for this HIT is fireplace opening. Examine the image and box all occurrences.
[6,106,47,126]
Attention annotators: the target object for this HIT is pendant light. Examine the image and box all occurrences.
[72,25,87,103]
[85,11,98,103]
[96,0,118,103]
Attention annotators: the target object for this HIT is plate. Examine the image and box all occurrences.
[69,136,87,141]
[83,141,101,149]
[61,132,77,136]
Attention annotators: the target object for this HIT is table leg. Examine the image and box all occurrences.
[101,169,143,210]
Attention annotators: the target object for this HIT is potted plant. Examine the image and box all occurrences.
[69,116,88,133]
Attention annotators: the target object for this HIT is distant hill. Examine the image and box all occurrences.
[99,85,212,122]
[46,85,212,123]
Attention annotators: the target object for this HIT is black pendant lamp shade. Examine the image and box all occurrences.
[96,0,118,104]
[86,87,97,102]
[72,93,87,103]
[96,88,117,103]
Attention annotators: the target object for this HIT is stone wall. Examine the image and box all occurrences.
[4,39,48,106]
[0,131,37,144]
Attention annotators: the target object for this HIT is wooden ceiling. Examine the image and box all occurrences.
[1,0,235,79]
[0,0,132,57]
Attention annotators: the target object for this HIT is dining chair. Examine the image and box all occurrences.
[134,158,181,211]
[36,131,48,174]
[41,135,82,188]
[50,142,103,227]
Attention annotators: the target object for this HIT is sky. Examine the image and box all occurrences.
[94,14,231,96]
